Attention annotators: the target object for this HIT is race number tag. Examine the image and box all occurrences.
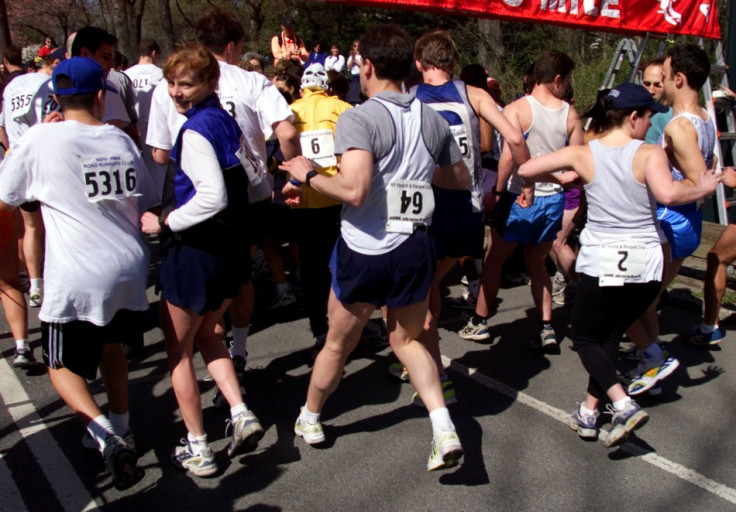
[599,242,647,287]
[217,93,237,120]
[450,125,469,159]
[235,136,264,186]
[131,74,152,90]
[9,89,34,119]
[300,129,336,168]
[386,180,434,234]
[82,154,139,203]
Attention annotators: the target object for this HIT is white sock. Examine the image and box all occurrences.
[15,339,28,351]
[700,323,716,334]
[429,407,455,435]
[230,326,250,358]
[301,405,320,424]
[187,432,208,454]
[642,343,664,362]
[109,412,129,436]
[30,278,42,291]
[579,403,596,417]
[230,402,247,420]
[612,397,632,412]
[276,282,290,295]
[88,415,114,451]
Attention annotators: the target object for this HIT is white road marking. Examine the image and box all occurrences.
[0,359,100,512]
[443,356,736,505]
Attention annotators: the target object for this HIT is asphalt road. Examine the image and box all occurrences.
[1,266,736,512]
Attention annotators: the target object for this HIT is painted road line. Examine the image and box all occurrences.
[0,359,100,512]
[443,355,736,506]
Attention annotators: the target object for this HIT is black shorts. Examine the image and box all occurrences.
[429,187,484,260]
[42,310,144,380]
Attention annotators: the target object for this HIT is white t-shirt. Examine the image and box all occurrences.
[324,54,346,74]
[0,72,57,146]
[124,63,164,139]
[215,61,294,202]
[0,121,155,325]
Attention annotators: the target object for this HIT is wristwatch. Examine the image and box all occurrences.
[306,170,319,187]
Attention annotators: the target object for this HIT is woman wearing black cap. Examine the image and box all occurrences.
[518,82,720,449]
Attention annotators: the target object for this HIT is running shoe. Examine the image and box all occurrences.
[226,410,264,457]
[458,318,491,342]
[448,294,477,310]
[530,324,557,352]
[412,377,458,408]
[232,354,247,376]
[569,404,599,440]
[361,320,388,348]
[294,408,325,445]
[628,354,680,396]
[268,288,297,310]
[687,326,725,347]
[83,429,136,453]
[103,434,143,490]
[171,439,217,477]
[28,288,42,308]
[388,362,410,382]
[551,272,567,305]
[12,348,36,369]
[427,429,464,471]
[604,400,649,448]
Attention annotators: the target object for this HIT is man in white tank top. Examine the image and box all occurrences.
[459,50,583,352]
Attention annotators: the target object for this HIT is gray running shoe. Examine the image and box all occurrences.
[605,400,649,448]
[458,318,491,342]
[103,434,143,489]
[226,410,264,457]
[569,404,599,439]
[171,439,217,477]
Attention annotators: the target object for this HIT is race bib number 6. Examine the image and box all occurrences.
[386,180,434,234]
[598,242,647,287]
[300,129,337,168]
[82,154,138,202]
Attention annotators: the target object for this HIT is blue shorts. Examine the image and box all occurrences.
[502,193,564,244]
[330,230,435,308]
[657,205,702,260]
[429,187,484,259]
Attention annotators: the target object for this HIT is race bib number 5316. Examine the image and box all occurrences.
[82,154,138,202]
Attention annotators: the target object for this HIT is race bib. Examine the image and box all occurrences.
[599,242,647,287]
[450,125,470,159]
[9,89,34,119]
[385,180,434,234]
[235,135,265,186]
[218,93,237,120]
[82,154,139,203]
[131,74,152,90]
[300,129,336,168]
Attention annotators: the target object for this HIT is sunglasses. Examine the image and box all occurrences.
[642,81,662,87]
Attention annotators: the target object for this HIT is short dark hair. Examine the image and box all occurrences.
[359,24,413,82]
[414,30,458,73]
[72,26,117,56]
[54,75,98,111]
[534,50,575,84]
[195,7,244,55]
[3,45,23,66]
[138,39,160,57]
[667,44,710,90]
[641,55,666,72]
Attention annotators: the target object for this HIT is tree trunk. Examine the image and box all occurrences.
[0,0,12,51]
[158,0,175,55]
[478,18,504,75]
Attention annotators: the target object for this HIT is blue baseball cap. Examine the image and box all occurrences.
[52,57,114,95]
[607,82,668,113]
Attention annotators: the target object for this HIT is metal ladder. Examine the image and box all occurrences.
[699,38,736,225]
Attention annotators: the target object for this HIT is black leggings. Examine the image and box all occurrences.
[571,273,661,400]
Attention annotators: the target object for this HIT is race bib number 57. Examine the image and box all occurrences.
[385,180,434,234]
[82,154,138,202]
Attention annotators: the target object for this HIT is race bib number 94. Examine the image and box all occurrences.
[385,180,434,234]
[598,242,647,287]
[82,154,138,202]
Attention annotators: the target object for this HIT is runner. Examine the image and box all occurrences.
[518,82,719,447]
[0,57,155,489]
[281,24,468,471]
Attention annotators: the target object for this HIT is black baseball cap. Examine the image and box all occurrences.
[281,15,296,28]
[607,82,668,113]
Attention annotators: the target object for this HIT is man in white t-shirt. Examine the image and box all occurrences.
[147,7,300,374]
[0,57,154,491]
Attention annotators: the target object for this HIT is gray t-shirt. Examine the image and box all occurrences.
[107,69,139,123]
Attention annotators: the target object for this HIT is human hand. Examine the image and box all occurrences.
[515,185,534,208]
[140,211,162,234]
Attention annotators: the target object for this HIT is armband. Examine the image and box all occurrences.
[290,178,302,186]
[305,170,319,188]
[492,189,503,196]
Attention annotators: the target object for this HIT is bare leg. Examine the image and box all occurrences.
[525,241,554,322]
[48,366,102,426]
[422,257,457,373]
[0,219,27,342]
[703,226,736,325]
[19,209,43,281]
[475,229,516,318]
[550,207,578,280]
[98,343,129,416]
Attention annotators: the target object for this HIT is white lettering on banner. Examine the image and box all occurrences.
[82,154,139,203]
[598,242,647,287]
[507,0,620,19]
[503,0,523,7]
[601,0,620,18]
[385,180,434,234]
[300,129,337,168]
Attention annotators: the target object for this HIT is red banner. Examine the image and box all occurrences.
[318,0,721,39]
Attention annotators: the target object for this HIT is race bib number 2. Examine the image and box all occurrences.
[598,242,647,287]
[385,180,434,234]
[82,154,138,203]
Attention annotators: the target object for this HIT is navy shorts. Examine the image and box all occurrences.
[160,243,242,315]
[330,230,435,308]
[429,187,484,259]
[502,193,564,244]
[42,310,143,380]
[657,205,702,260]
